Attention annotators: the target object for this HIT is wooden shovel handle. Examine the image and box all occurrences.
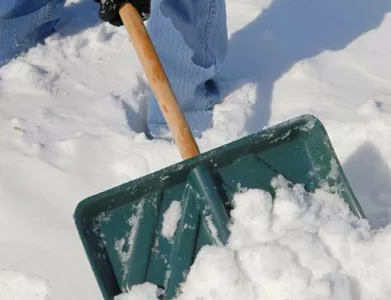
[119,3,200,160]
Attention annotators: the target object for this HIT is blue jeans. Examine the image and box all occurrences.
[0,0,228,138]
[0,0,66,66]
[147,0,228,138]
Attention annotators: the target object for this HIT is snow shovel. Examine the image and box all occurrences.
[74,3,365,300]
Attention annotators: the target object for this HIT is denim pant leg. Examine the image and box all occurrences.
[0,0,66,67]
[146,0,228,138]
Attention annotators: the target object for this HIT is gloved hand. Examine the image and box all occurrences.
[93,0,150,27]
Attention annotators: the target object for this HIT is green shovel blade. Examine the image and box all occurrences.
[74,114,364,300]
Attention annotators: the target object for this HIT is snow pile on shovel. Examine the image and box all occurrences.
[118,175,391,300]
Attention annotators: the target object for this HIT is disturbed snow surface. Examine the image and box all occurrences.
[0,0,390,299]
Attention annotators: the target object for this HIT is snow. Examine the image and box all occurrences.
[177,178,368,300]
[162,201,182,240]
[114,283,159,300]
[0,0,390,299]
[0,270,48,300]
[115,202,145,281]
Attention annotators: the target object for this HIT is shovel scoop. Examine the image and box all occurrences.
[74,3,365,300]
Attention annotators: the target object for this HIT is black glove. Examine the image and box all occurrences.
[93,0,150,27]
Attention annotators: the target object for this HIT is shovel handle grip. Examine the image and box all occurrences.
[119,3,200,160]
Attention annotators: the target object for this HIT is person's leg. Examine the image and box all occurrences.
[0,0,66,67]
[146,0,228,138]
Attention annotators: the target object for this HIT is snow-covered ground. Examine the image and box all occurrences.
[0,0,390,299]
